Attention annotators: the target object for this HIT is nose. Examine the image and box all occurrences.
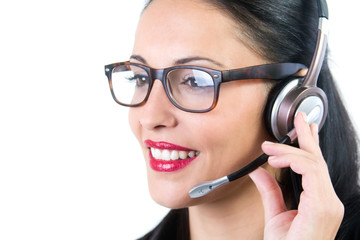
[138,79,178,130]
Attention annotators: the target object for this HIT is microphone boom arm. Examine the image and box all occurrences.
[188,130,295,198]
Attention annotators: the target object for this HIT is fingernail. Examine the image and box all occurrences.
[268,156,277,161]
[263,141,275,145]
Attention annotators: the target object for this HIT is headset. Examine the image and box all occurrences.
[189,0,329,199]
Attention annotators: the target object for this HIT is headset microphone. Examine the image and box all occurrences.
[189,0,329,199]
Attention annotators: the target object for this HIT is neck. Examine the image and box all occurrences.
[188,175,265,240]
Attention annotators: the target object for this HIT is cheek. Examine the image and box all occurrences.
[198,82,270,173]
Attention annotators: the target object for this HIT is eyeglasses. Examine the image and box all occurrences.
[104,61,306,113]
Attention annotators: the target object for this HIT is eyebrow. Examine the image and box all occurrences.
[130,55,148,64]
[130,54,225,68]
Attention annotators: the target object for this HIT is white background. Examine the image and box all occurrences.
[0,0,359,239]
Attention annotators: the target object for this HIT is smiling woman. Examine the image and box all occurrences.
[0,0,359,239]
[104,0,360,239]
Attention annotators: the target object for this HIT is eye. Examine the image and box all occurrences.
[181,74,213,89]
[127,74,149,87]
[183,76,200,87]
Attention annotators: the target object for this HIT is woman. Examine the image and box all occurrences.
[105,0,360,239]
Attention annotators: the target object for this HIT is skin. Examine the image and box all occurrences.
[128,0,344,239]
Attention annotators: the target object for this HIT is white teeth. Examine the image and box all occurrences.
[179,151,188,160]
[151,148,162,159]
[150,148,199,161]
[150,148,155,157]
[170,150,179,160]
[162,149,171,160]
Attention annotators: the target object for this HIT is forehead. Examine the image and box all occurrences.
[140,0,229,33]
[132,0,255,68]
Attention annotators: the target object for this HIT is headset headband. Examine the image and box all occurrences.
[303,0,329,88]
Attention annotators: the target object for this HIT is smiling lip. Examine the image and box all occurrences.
[144,140,199,172]
[144,140,194,151]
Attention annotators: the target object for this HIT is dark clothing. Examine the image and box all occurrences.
[138,209,189,240]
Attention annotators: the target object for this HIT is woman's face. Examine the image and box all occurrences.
[129,0,272,208]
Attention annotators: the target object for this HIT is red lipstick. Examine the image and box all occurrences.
[145,140,194,151]
[145,140,199,172]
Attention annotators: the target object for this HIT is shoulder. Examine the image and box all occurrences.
[137,209,189,240]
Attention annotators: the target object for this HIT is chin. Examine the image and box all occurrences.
[147,176,225,209]
[147,179,189,208]
[151,194,189,209]
[146,172,206,209]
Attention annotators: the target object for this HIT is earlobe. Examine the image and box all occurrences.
[294,68,308,77]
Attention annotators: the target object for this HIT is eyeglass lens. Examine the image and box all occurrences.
[111,65,216,111]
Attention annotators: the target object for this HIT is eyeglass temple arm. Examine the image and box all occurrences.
[222,63,307,82]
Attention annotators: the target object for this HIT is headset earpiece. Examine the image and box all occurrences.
[265,77,328,141]
[265,77,301,140]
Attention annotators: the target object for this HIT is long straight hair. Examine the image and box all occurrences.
[140,0,360,239]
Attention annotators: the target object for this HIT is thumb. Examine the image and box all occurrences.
[249,167,287,222]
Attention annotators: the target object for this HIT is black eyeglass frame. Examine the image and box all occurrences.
[104,61,307,113]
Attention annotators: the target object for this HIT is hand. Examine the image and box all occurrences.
[249,112,344,240]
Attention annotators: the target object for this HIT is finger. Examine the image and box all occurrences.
[310,123,319,146]
[249,167,287,222]
[268,153,321,176]
[294,112,321,155]
[262,141,311,160]
[267,153,329,196]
